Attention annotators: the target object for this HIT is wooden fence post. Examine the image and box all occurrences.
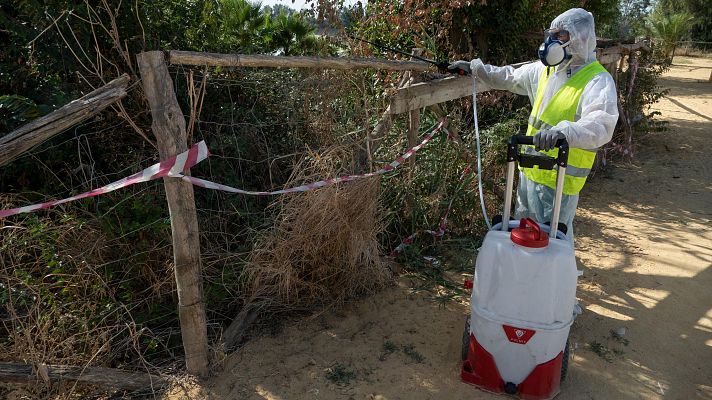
[137,51,209,376]
[407,49,424,175]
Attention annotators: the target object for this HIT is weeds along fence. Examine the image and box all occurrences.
[0,42,647,392]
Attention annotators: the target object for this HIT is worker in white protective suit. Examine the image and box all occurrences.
[449,8,618,241]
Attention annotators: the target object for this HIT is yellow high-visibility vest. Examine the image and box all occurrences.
[522,61,608,195]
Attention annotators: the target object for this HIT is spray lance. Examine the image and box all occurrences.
[349,35,492,229]
[347,35,471,75]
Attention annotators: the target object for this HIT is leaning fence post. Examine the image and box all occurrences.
[136,51,209,376]
[407,48,424,176]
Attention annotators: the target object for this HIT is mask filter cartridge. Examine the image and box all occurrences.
[538,35,571,67]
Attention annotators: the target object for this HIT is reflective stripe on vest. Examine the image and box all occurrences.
[521,62,607,195]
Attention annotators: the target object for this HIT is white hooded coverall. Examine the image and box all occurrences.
[472,8,619,239]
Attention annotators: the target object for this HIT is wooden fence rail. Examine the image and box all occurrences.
[168,51,432,71]
[0,74,130,167]
[0,362,166,391]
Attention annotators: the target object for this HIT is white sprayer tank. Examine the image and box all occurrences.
[470,218,579,384]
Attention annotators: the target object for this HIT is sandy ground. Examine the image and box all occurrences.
[166,57,712,400]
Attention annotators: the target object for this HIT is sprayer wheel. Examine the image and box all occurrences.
[561,339,570,382]
[462,316,471,361]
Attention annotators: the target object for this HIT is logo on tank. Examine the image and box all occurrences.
[503,325,536,344]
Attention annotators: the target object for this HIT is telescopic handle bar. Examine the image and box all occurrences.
[501,135,570,239]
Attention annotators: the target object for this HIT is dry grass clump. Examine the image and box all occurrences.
[2,204,109,364]
[0,193,176,399]
[243,153,391,312]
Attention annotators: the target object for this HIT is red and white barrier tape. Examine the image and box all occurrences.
[2,120,467,261]
[1,122,445,218]
[172,122,445,195]
[0,141,209,218]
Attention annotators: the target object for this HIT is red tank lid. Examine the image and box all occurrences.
[510,218,549,248]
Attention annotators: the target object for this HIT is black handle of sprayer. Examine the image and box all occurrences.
[507,134,569,170]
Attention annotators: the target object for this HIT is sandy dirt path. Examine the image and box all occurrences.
[167,57,712,400]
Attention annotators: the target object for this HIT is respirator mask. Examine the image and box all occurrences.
[538,29,572,67]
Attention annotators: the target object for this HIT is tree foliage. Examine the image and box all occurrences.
[648,10,695,59]
[684,0,712,42]
[599,0,653,39]
[656,0,711,42]
[355,0,618,65]
[218,0,323,54]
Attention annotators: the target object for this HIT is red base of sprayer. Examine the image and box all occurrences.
[461,334,563,400]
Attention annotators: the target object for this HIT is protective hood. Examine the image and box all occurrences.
[550,8,597,65]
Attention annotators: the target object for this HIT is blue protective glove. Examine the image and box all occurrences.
[533,129,565,151]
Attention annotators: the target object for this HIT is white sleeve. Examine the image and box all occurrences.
[552,73,619,150]
[475,62,543,103]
